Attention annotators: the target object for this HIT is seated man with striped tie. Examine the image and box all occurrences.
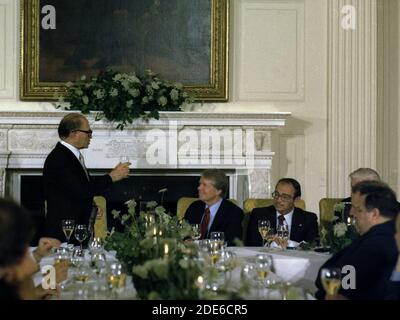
[245,178,319,246]
[43,113,130,242]
[184,169,243,246]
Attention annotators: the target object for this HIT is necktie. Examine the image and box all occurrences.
[278,214,286,226]
[79,153,89,180]
[200,207,210,239]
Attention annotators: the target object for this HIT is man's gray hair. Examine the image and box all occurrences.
[349,168,381,182]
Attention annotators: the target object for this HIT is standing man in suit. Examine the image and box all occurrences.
[43,113,130,241]
[315,181,398,300]
[245,178,318,246]
[184,169,243,246]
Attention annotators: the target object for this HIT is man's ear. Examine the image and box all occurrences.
[370,208,381,220]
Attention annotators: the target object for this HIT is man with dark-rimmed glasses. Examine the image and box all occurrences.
[245,178,318,246]
[43,113,130,241]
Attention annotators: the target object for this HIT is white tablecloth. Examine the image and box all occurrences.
[229,247,331,292]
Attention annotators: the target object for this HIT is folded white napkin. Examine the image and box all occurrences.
[269,240,300,249]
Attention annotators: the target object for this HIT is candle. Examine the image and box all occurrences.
[164,243,169,257]
[196,275,204,289]
[152,227,158,237]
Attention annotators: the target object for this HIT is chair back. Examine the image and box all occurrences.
[243,198,306,215]
[94,196,107,239]
[176,197,238,220]
[319,198,343,224]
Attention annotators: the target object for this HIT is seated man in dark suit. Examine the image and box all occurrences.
[342,168,381,203]
[315,181,399,300]
[385,212,400,300]
[184,169,243,246]
[246,178,318,246]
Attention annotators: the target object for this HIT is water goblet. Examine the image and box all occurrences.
[277,224,289,249]
[88,237,104,254]
[191,224,201,241]
[75,224,88,250]
[320,268,342,297]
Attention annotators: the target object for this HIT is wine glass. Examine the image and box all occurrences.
[107,262,127,299]
[277,224,289,249]
[240,263,256,287]
[207,240,222,265]
[210,231,225,250]
[91,252,107,279]
[119,155,129,163]
[254,254,272,287]
[54,247,71,271]
[88,237,104,254]
[258,220,271,247]
[320,268,342,297]
[75,224,88,250]
[62,219,75,247]
[191,224,201,241]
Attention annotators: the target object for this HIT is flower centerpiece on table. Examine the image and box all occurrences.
[57,68,193,130]
[320,203,359,254]
[104,198,246,300]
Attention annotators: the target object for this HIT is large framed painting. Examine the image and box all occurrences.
[20,0,229,101]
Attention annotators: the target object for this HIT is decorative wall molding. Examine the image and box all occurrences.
[0,0,15,98]
[327,0,378,197]
[376,0,399,191]
[235,0,305,101]
[278,134,305,183]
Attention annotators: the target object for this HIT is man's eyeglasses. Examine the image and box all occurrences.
[73,129,93,137]
[272,191,295,201]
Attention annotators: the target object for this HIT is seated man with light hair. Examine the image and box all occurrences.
[339,168,382,223]
[343,168,381,203]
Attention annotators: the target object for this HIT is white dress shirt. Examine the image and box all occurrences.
[60,140,80,161]
[202,198,223,232]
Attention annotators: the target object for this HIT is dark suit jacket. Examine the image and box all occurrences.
[43,142,113,241]
[245,205,319,246]
[0,280,19,300]
[385,275,400,300]
[184,199,243,246]
[315,220,398,300]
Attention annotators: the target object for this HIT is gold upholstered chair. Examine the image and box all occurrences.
[93,196,107,239]
[176,197,238,220]
[319,198,343,226]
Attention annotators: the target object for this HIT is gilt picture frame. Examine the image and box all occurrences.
[20,0,229,101]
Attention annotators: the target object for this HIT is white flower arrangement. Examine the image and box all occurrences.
[57,68,193,130]
[333,222,348,237]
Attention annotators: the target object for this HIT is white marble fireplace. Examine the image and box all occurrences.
[0,111,290,207]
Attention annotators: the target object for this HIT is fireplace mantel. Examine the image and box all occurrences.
[0,111,290,204]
